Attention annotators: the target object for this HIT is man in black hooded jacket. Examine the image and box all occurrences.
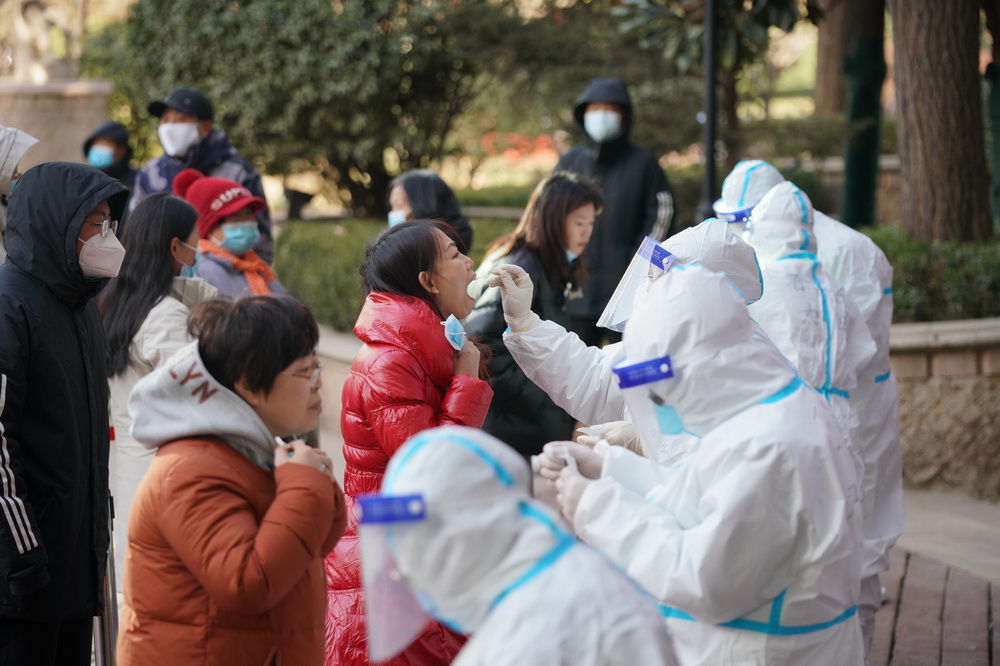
[0,162,128,663]
[556,78,675,346]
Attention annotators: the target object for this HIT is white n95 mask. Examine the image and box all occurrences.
[78,233,126,278]
[158,122,201,158]
[583,110,623,143]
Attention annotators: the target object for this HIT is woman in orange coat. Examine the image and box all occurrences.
[324,220,493,665]
[117,295,347,665]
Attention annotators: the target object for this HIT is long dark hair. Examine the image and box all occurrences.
[360,219,490,376]
[390,169,472,251]
[360,219,447,315]
[487,171,603,290]
[99,193,198,376]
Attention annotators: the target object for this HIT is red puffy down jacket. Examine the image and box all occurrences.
[324,293,493,665]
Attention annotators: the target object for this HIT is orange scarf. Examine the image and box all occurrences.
[198,239,277,295]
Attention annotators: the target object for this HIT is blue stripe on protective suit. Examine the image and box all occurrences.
[385,431,515,490]
[760,376,804,404]
[658,589,857,637]
[384,430,576,633]
[489,502,576,612]
[777,252,836,399]
[738,163,766,207]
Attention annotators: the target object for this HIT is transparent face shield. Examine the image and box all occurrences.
[358,494,432,663]
[597,236,677,332]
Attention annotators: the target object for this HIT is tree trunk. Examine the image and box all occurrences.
[982,0,1000,224]
[815,0,849,114]
[887,0,992,241]
[839,0,885,228]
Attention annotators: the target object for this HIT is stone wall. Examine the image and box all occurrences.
[890,318,1000,500]
[0,79,113,169]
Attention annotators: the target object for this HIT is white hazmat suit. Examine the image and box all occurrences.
[369,426,679,666]
[736,165,903,648]
[716,161,903,598]
[547,266,865,665]
[500,218,763,463]
[712,159,779,235]
[745,182,875,463]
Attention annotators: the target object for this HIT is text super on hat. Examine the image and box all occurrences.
[173,169,265,238]
[147,87,214,121]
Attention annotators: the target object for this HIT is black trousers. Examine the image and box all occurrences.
[0,616,93,666]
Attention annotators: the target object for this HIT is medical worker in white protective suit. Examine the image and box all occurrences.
[537,265,865,665]
[492,218,763,464]
[744,182,875,467]
[360,425,679,666]
[716,160,903,657]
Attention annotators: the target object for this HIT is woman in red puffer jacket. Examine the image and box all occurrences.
[325,220,493,665]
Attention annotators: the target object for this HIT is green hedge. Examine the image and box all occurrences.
[275,218,1000,332]
[864,226,1000,322]
[456,186,533,209]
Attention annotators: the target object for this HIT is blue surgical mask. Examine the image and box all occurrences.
[652,401,686,436]
[87,145,116,170]
[388,210,407,227]
[442,314,466,351]
[178,239,200,278]
[220,222,260,257]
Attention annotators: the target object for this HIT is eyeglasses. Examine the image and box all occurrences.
[86,216,119,238]
[281,362,324,388]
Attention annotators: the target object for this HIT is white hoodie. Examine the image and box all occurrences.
[129,340,275,472]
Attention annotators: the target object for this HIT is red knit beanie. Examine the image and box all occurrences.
[173,168,266,238]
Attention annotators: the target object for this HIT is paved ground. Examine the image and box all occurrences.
[872,547,998,665]
[897,489,1000,584]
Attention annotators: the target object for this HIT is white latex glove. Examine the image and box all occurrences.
[486,264,539,332]
[554,466,592,524]
[538,440,604,481]
[578,421,644,457]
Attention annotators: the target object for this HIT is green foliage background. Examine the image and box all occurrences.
[863,226,1000,322]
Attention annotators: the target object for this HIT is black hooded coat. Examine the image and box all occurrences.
[556,79,675,320]
[0,162,128,621]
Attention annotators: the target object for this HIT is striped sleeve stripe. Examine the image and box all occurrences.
[650,191,674,241]
[0,374,38,553]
